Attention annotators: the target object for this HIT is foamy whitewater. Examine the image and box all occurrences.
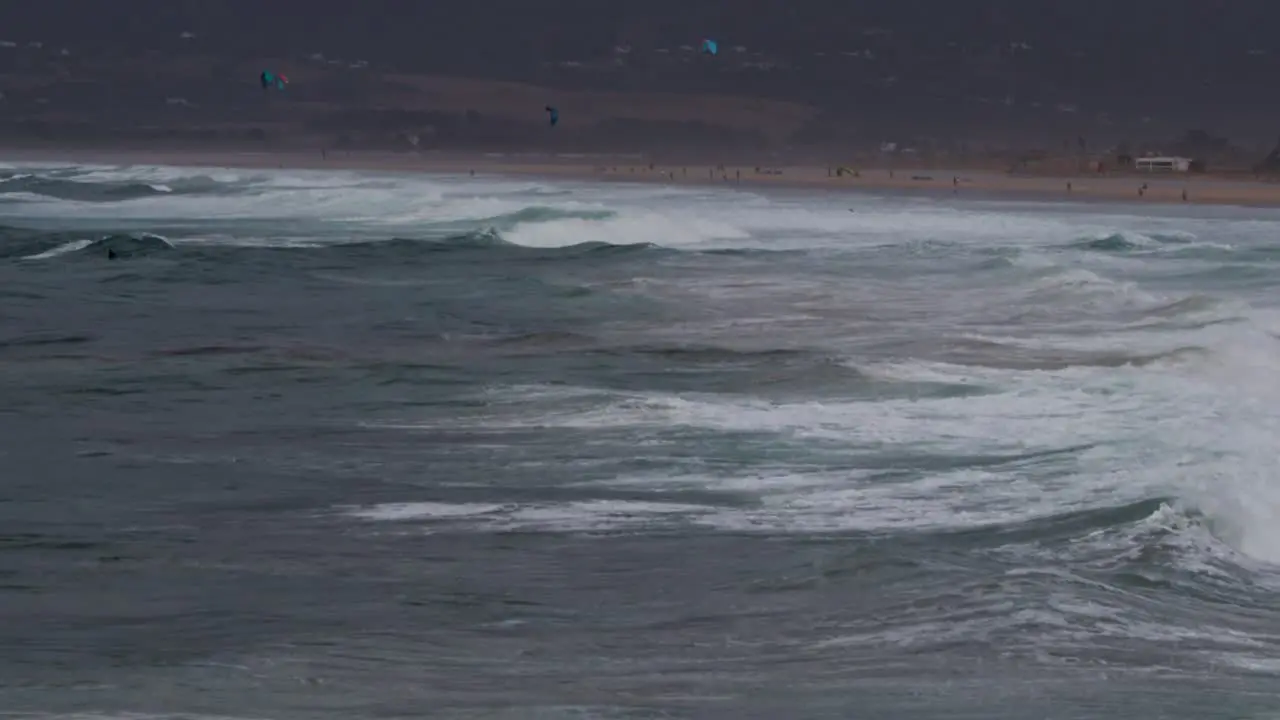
[3,161,1280,719]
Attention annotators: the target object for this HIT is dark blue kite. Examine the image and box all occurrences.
[545,105,559,127]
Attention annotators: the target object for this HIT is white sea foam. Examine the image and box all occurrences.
[310,172,1280,577]
[21,238,93,259]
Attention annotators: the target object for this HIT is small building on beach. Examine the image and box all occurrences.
[1135,156,1193,173]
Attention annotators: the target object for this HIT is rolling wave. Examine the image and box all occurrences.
[6,160,1280,711]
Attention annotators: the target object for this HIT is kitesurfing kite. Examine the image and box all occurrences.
[259,70,289,91]
[545,105,559,127]
[700,38,718,56]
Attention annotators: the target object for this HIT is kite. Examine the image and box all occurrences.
[545,105,559,127]
[259,71,289,91]
[700,39,718,56]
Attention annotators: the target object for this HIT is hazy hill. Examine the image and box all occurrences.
[0,0,1276,154]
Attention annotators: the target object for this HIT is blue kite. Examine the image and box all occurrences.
[700,38,718,56]
[545,105,559,127]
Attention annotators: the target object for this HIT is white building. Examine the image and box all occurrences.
[1136,156,1193,172]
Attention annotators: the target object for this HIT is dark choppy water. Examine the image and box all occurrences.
[4,161,1280,719]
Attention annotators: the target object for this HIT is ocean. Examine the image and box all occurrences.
[2,161,1280,719]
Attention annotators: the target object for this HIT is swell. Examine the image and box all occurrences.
[478,205,617,229]
[1063,231,1235,259]
[1,226,665,263]
[328,233,661,258]
[938,497,1172,546]
[1,227,819,264]
[448,337,990,400]
[898,336,1213,372]
[2,230,176,260]
[0,171,240,203]
[922,496,1273,606]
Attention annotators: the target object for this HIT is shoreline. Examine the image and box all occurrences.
[4,145,1280,209]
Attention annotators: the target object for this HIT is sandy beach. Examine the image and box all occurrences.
[3,144,1280,208]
